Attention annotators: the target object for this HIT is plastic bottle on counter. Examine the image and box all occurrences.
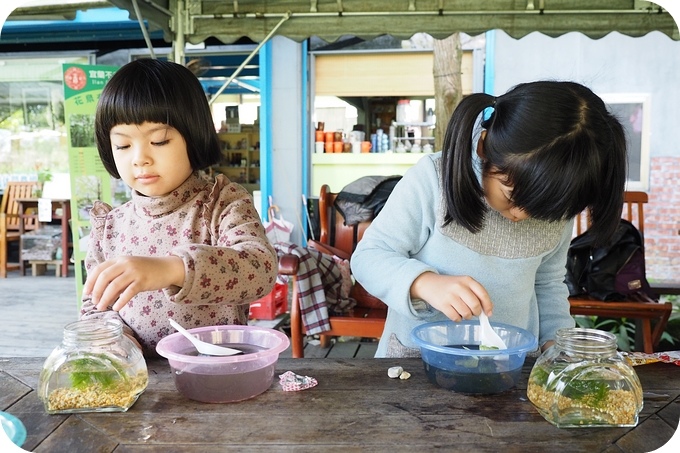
[426,108,435,125]
[375,129,384,152]
[381,134,389,152]
[396,100,410,123]
[389,124,396,151]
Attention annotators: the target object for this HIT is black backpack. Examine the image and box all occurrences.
[565,219,657,301]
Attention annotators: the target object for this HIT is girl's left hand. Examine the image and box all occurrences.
[83,255,185,311]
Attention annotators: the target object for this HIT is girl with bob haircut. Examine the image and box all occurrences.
[94,58,222,178]
[351,80,627,358]
[81,59,277,355]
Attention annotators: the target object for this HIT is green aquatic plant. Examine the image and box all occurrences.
[68,356,126,390]
[563,378,610,407]
[530,364,610,408]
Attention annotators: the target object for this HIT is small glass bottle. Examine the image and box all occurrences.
[38,319,148,414]
[527,327,643,428]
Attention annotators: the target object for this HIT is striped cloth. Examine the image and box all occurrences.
[274,242,356,335]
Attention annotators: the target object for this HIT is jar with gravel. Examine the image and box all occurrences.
[527,327,643,428]
[38,318,148,414]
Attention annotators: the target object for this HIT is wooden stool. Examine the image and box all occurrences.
[30,260,61,277]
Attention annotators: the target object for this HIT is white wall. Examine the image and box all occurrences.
[492,30,680,158]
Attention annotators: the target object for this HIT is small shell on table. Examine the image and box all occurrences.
[399,371,411,380]
[388,366,404,378]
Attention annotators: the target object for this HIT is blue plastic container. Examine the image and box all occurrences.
[411,320,538,394]
[0,411,26,448]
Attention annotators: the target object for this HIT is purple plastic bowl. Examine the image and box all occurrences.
[156,325,290,403]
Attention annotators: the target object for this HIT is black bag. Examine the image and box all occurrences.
[565,219,657,301]
[334,175,402,226]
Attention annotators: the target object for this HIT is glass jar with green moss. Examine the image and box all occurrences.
[38,319,148,414]
[527,327,643,428]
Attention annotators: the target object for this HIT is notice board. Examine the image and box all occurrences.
[63,63,128,302]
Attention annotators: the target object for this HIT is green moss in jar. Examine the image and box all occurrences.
[39,319,148,414]
[68,355,125,389]
[527,328,642,428]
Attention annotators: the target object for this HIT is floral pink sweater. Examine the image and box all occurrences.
[80,173,278,355]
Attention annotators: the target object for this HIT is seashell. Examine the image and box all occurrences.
[399,371,411,380]
[387,366,403,378]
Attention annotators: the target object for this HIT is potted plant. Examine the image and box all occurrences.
[33,165,52,198]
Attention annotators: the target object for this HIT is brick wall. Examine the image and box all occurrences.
[645,157,680,282]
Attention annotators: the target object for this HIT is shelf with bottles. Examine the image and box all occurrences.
[215,130,261,191]
[217,130,260,152]
[392,121,435,128]
[390,120,435,153]
[391,137,435,153]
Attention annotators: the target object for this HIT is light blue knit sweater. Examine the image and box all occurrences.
[350,153,576,358]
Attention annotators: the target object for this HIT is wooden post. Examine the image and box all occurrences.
[433,33,463,152]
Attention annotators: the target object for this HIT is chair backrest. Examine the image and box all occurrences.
[0,181,39,232]
[317,184,372,257]
[574,191,647,238]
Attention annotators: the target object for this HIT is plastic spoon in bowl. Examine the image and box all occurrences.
[478,311,507,350]
[168,318,242,356]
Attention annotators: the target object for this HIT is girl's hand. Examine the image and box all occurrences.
[410,272,493,321]
[83,255,185,312]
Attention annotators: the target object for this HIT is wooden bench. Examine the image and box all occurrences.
[278,184,387,358]
[569,191,673,353]
[650,281,680,296]
[30,260,63,277]
[0,182,38,278]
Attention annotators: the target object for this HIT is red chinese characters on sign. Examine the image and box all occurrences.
[64,67,87,91]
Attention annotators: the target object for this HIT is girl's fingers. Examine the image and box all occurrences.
[467,279,494,316]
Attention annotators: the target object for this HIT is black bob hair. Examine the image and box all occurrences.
[94,58,222,178]
[440,80,627,245]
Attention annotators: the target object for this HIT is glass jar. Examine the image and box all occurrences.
[527,327,643,428]
[38,319,148,414]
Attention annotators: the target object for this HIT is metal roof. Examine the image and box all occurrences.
[6,1,679,45]
[110,0,679,43]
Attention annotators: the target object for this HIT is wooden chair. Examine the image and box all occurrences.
[278,184,388,358]
[568,191,672,353]
[1,181,39,278]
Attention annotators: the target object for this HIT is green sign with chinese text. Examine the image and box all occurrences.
[63,63,122,302]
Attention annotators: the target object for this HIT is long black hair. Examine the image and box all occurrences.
[441,80,627,245]
[95,58,222,178]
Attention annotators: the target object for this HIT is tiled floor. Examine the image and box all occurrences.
[0,265,377,358]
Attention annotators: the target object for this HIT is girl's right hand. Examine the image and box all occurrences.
[83,255,185,312]
[410,272,493,321]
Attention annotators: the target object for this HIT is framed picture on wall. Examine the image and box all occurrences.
[600,93,651,191]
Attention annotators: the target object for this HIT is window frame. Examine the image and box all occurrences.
[599,92,651,191]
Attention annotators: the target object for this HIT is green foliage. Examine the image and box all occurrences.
[69,114,95,148]
[530,364,610,408]
[573,316,636,351]
[69,356,125,390]
[657,295,680,351]
[565,378,610,408]
[575,299,680,351]
[37,169,52,184]
[529,364,550,387]
[0,83,69,174]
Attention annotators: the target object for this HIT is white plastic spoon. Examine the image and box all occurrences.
[478,311,508,350]
[168,318,242,356]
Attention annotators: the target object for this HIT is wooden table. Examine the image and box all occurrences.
[1,357,678,452]
[16,198,71,278]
